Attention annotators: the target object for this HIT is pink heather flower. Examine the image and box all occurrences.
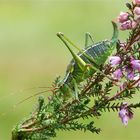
[119,20,135,30]
[113,69,123,80]
[125,67,135,80]
[133,0,140,5]
[131,59,140,71]
[134,7,140,15]
[109,56,121,67]
[119,103,133,126]
[119,42,126,48]
[118,12,129,23]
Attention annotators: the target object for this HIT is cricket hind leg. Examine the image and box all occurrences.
[85,32,94,47]
[57,32,97,67]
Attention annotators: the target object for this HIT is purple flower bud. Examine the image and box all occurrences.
[125,67,135,80]
[133,0,140,5]
[119,42,126,48]
[119,109,129,126]
[109,56,121,67]
[113,69,123,80]
[118,12,129,23]
[119,103,133,126]
[119,20,136,30]
[131,59,140,71]
[134,7,140,15]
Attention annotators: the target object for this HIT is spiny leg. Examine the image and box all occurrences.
[85,32,94,47]
[57,33,103,75]
[57,32,97,66]
[57,32,87,71]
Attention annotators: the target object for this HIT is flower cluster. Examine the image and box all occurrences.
[109,56,140,82]
[111,0,140,88]
[108,0,140,126]
[117,0,140,30]
[119,103,133,126]
[109,54,140,126]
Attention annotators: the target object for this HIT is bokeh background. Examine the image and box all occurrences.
[0,0,140,140]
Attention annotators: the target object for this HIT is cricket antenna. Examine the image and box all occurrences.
[0,88,53,118]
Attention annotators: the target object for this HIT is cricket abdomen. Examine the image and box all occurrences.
[80,41,110,64]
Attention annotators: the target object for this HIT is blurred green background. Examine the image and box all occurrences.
[0,0,140,140]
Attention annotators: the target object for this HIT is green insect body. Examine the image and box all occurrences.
[57,22,118,99]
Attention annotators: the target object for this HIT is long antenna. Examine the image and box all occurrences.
[0,89,52,118]
[0,86,51,101]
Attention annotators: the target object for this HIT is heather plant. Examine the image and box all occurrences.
[12,1,140,140]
